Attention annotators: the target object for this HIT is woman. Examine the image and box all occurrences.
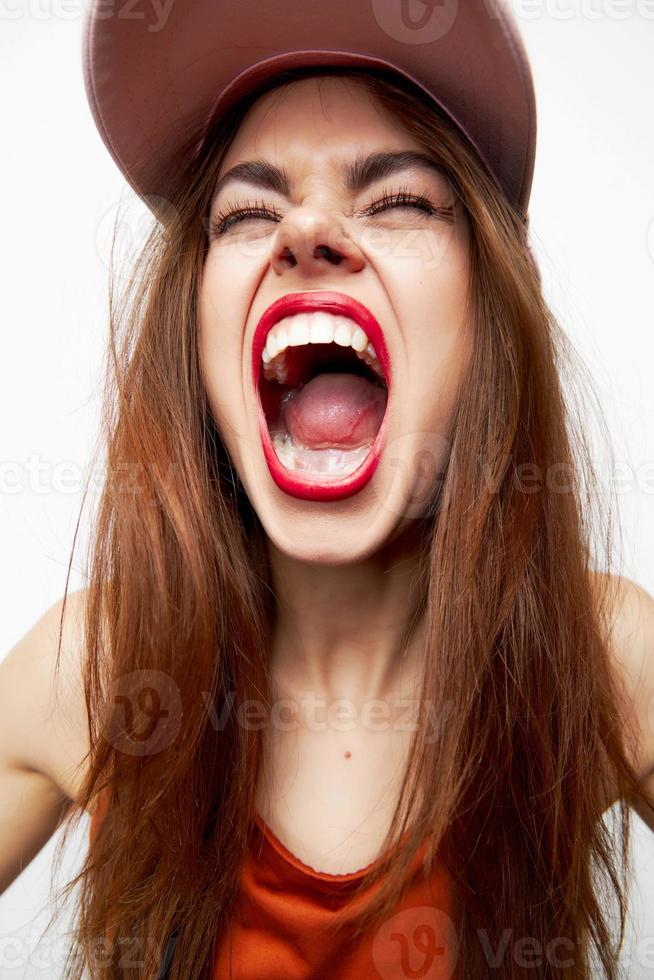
[2,1,654,978]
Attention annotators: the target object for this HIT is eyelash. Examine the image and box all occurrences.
[209,184,454,238]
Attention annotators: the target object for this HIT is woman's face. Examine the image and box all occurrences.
[199,76,471,563]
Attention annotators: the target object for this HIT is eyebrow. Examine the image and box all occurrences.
[209,150,450,211]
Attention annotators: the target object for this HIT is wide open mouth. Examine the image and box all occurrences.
[256,313,389,481]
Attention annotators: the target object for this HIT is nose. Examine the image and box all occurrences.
[270,205,366,276]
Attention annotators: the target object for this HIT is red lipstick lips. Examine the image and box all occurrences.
[251,290,391,502]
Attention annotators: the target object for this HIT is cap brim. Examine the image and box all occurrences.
[82,0,536,217]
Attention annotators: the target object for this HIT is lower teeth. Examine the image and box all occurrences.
[270,430,371,476]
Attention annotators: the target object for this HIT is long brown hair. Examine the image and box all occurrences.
[45,64,652,978]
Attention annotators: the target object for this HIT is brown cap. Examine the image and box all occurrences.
[81,0,537,221]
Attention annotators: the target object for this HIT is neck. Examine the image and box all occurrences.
[266,520,430,705]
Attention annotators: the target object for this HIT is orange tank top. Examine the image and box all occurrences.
[89,798,455,979]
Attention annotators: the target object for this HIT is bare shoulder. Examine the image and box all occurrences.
[588,570,654,829]
[0,588,92,813]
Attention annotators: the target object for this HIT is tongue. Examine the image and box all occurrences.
[282,373,387,449]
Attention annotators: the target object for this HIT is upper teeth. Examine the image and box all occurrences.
[261,312,384,384]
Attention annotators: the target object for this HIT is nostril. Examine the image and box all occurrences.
[280,246,297,268]
[278,243,345,268]
[314,244,344,265]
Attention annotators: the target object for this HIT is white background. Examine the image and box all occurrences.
[0,0,653,976]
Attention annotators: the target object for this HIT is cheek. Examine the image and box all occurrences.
[411,330,471,447]
[393,233,471,417]
[198,262,247,437]
[428,325,472,423]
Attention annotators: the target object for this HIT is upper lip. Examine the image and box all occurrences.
[250,289,391,389]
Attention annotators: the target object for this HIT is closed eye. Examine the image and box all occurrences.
[358,187,446,219]
[209,184,454,238]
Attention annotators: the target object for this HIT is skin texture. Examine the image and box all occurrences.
[199,77,472,707]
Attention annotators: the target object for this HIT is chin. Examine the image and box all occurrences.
[242,464,430,566]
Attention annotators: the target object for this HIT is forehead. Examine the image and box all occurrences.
[217,75,422,179]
